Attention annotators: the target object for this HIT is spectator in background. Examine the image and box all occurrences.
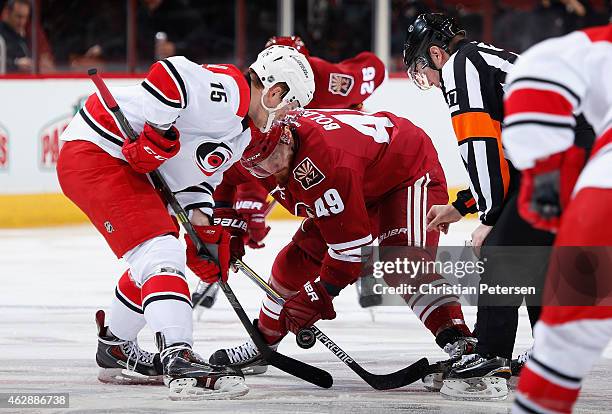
[0,0,31,72]
[294,0,372,63]
[391,1,431,71]
[494,0,609,53]
[137,0,210,66]
[68,2,126,71]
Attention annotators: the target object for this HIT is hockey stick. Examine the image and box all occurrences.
[234,259,431,390]
[87,69,333,389]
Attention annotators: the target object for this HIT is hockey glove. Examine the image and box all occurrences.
[280,279,337,334]
[213,207,247,260]
[235,194,271,249]
[122,123,180,173]
[519,146,586,232]
[185,225,231,284]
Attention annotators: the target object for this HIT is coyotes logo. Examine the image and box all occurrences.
[328,73,354,96]
[293,157,325,190]
[195,141,233,176]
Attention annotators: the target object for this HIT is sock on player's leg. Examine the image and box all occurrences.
[108,270,146,341]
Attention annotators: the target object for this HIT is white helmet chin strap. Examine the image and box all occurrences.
[259,88,291,132]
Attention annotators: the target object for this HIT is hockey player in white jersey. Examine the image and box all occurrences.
[501,24,612,414]
[56,46,315,400]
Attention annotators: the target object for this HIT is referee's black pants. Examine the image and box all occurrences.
[474,192,555,360]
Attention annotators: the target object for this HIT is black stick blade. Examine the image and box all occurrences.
[266,350,333,389]
[361,357,430,390]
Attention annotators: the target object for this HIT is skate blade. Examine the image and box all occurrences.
[98,368,163,385]
[167,377,249,401]
[242,365,268,376]
[440,377,508,401]
[422,372,444,392]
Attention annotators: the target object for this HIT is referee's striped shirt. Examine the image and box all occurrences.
[441,39,519,225]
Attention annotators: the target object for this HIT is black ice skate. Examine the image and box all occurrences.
[192,281,220,309]
[158,334,248,400]
[422,333,477,391]
[356,275,383,308]
[440,354,512,400]
[511,347,531,376]
[192,281,221,321]
[209,337,273,375]
[95,310,163,385]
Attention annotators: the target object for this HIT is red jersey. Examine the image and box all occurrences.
[219,109,445,284]
[307,52,386,109]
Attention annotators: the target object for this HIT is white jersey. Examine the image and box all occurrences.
[503,25,612,193]
[61,57,251,216]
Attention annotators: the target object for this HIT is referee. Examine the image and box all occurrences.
[403,13,556,399]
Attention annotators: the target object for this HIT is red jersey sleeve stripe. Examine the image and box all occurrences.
[142,59,187,109]
[83,93,126,143]
[582,25,612,43]
[505,88,574,118]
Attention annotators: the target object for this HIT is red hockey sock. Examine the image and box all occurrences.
[515,364,581,414]
[257,276,298,344]
[115,269,143,313]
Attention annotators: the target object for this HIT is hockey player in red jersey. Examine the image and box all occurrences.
[233,36,386,250]
[56,46,315,399]
[193,35,387,308]
[265,35,386,110]
[502,24,612,414]
[208,109,475,374]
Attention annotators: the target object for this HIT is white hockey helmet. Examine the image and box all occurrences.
[250,45,315,132]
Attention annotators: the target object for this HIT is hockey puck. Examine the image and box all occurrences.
[296,328,316,349]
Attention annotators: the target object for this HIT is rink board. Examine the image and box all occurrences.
[0,75,469,227]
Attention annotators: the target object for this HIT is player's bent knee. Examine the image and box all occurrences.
[123,235,186,285]
[272,241,320,294]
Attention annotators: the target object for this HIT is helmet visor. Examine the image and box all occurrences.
[241,128,292,178]
[406,56,433,90]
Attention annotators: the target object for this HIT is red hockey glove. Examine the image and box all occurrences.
[518,146,587,232]
[236,198,271,249]
[122,124,180,173]
[280,279,337,334]
[213,207,247,260]
[185,225,231,284]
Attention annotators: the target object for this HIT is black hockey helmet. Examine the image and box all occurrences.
[403,13,465,71]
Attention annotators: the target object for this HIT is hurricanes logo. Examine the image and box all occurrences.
[195,141,233,176]
[328,73,354,96]
[293,157,325,190]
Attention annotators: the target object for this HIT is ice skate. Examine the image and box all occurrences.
[508,347,532,388]
[158,334,248,400]
[440,354,511,400]
[511,347,531,376]
[192,281,219,309]
[209,337,274,375]
[422,335,477,391]
[192,281,220,320]
[95,310,163,385]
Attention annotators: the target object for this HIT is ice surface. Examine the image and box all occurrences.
[1,220,611,413]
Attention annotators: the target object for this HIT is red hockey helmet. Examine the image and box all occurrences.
[265,36,310,57]
[241,124,294,178]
